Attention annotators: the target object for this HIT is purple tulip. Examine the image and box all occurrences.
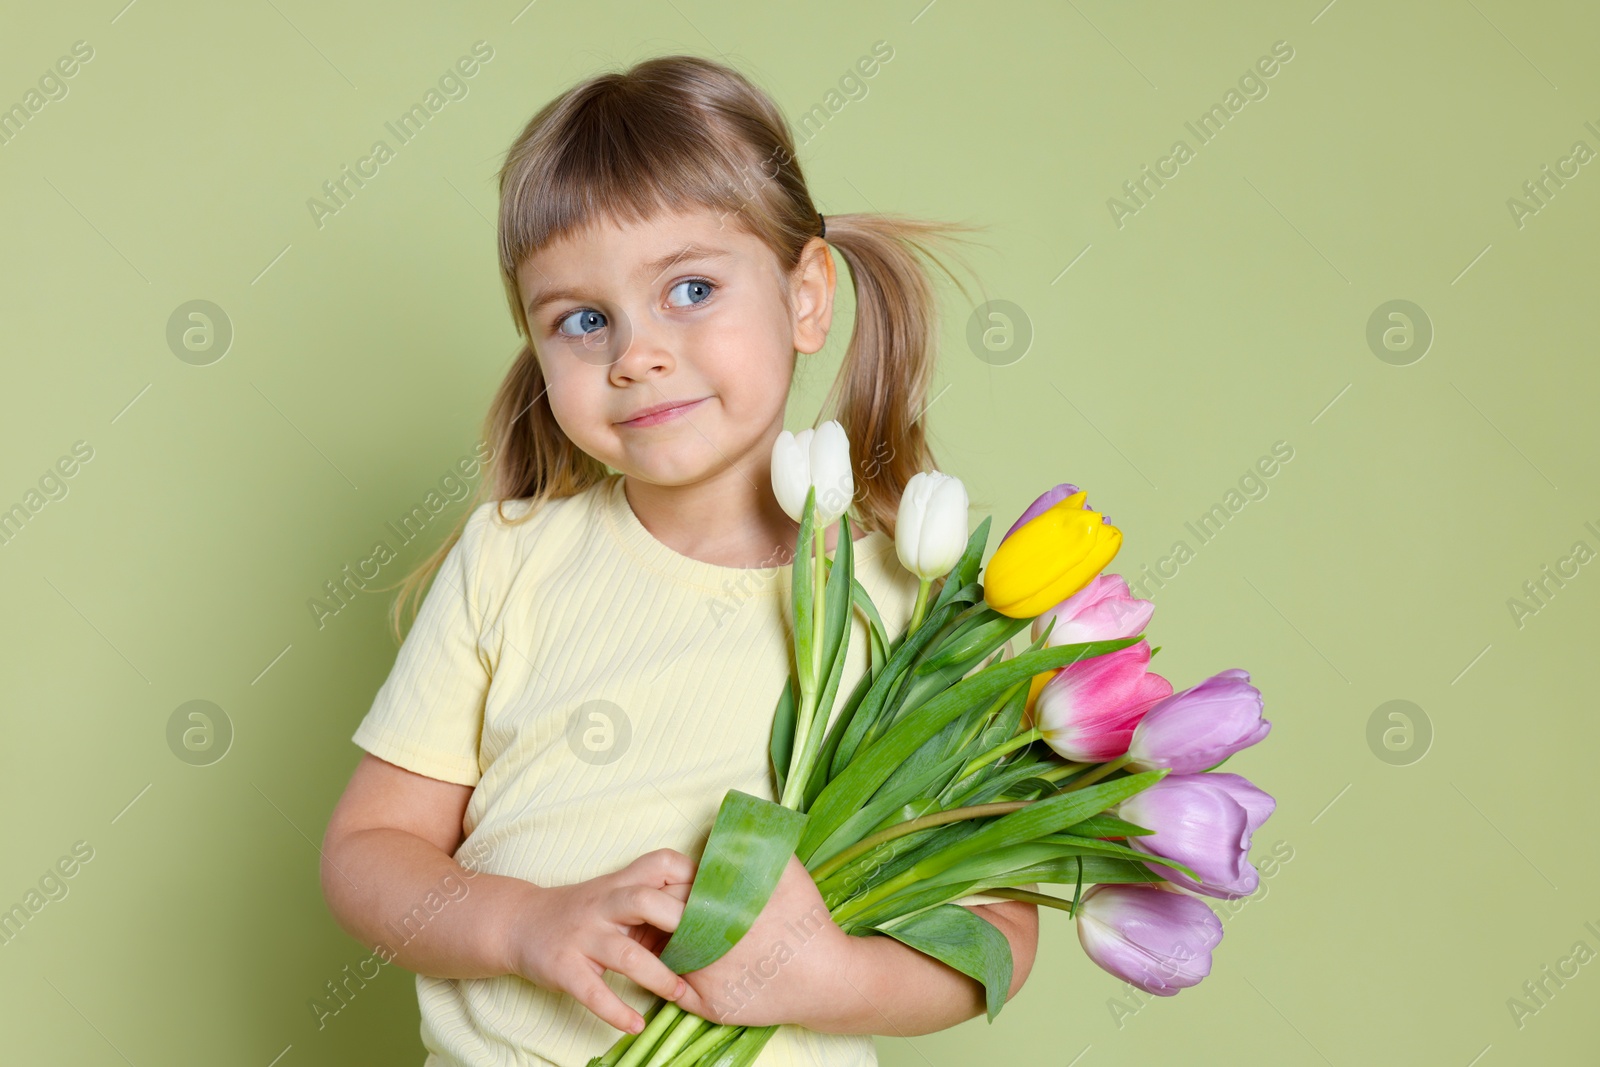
[1121,773,1277,898]
[1075,884,1223,995]
[1032,573,1155,647]
[1125,668,1271,775]
[1001,481,1111,542]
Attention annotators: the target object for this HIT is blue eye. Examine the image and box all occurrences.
[557,309,607,337]
[668,279,715,307]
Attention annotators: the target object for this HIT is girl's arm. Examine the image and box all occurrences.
[813,898,1041,1037]
[319,753,534,979]
[320,753,696,1035]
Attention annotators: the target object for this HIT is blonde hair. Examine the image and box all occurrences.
[389,53,984,641]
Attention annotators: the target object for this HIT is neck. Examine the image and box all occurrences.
[620,462,860,569]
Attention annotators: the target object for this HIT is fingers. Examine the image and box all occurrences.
[629,847,695,887]
[564,963,653,1036]
[598,934,689,1006]
[630,923,669,955]
[669,981,720,1025]
[611,883,688,937]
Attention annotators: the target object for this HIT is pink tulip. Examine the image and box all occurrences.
[1125,669,1271,775]
[1032,641,1172,762]
[1001,481,1111,542]
[1121,773,1277,899]
[1075,884,1223,995]
[1032,573,1155,647]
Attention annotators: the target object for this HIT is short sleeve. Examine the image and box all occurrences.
[351,505,497,787]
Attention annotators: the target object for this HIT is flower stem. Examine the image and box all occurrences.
[1056,753,1130,792]
[811,521,826,682]
[778,686,818,809]
[980,886,1077,914]
[613,1001,683,1067]
[637,1009,708,1067]
[778,522,831,809]
[810,799,1030,882]
[1037,760,1091,783]
[958,727,1041,778]
[663,1024,743,1066]
[908,577,931,634]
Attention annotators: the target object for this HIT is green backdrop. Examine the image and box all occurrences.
[2,1,1595,1063]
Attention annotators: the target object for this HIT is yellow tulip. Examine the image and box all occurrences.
[983,491,1122,618]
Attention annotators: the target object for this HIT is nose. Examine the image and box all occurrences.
[606,308,674,385]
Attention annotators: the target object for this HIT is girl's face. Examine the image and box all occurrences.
[517,205,834,489]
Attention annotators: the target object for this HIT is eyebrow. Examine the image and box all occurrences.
[524,244,735,317]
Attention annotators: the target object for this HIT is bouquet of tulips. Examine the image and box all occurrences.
[589,422,1274,1067]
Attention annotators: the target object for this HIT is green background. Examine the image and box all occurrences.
[2,0,1596,1063]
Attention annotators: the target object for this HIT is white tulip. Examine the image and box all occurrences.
[771,420,855,526]
[895,470,969,580]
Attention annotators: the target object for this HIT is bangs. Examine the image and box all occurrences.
[498,76,796,296]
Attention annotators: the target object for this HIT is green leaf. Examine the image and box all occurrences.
[929,517,992,618]
[798,636,1144,863]
[658,791,810,973]
[872,904,1014,1023]
[791,486,817,694]
[982,854,1166,887]
[827,598,969,778]
[862,600,1023,755]
[842,876,983,932]
[817,822,966,909]
[916,612,1030,676]
[702,1025,778,1066]
[934,832,1197,885]
[812,577,895,795]
[769,674,798,800]
[909,772,1167,880]
[813,652,880,797]
[807,742,973,869]
[910,840,1089,891]
[1060,813,1154,838]
[940,754,1055,811]
[800,513,859,808]
[1041,833,1199,882]
[851,577,889,678]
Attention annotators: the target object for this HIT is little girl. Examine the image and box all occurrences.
[321,54,1038,1066]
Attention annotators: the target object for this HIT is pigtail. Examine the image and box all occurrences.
[818,212,989,542]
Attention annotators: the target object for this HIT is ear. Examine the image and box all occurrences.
[790,237,836,356]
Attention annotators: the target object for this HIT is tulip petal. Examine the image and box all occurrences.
[1076,884,1222,995]
[984,499,1123,618]
[1003,482,1080,542]
[810,421,854,524]
[1033,573,1156,646]
[1125,670,1271,775]
[895,472,930,575]
[1122,776,1254,898]
[921,474,969,576]
[1032,641,1171,762]
[771,429,811,522]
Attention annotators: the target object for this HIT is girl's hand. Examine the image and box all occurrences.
[671,853,862,1029]
[502,848,696,1035]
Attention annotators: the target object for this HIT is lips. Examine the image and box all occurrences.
[619,397,707,426]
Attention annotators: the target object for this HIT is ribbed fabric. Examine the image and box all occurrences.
[352,473,1011,1066]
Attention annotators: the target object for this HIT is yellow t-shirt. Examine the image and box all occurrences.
[352,473,1009,1066]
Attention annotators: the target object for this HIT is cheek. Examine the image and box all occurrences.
[537,360,601,435]
[698,319,793,408]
